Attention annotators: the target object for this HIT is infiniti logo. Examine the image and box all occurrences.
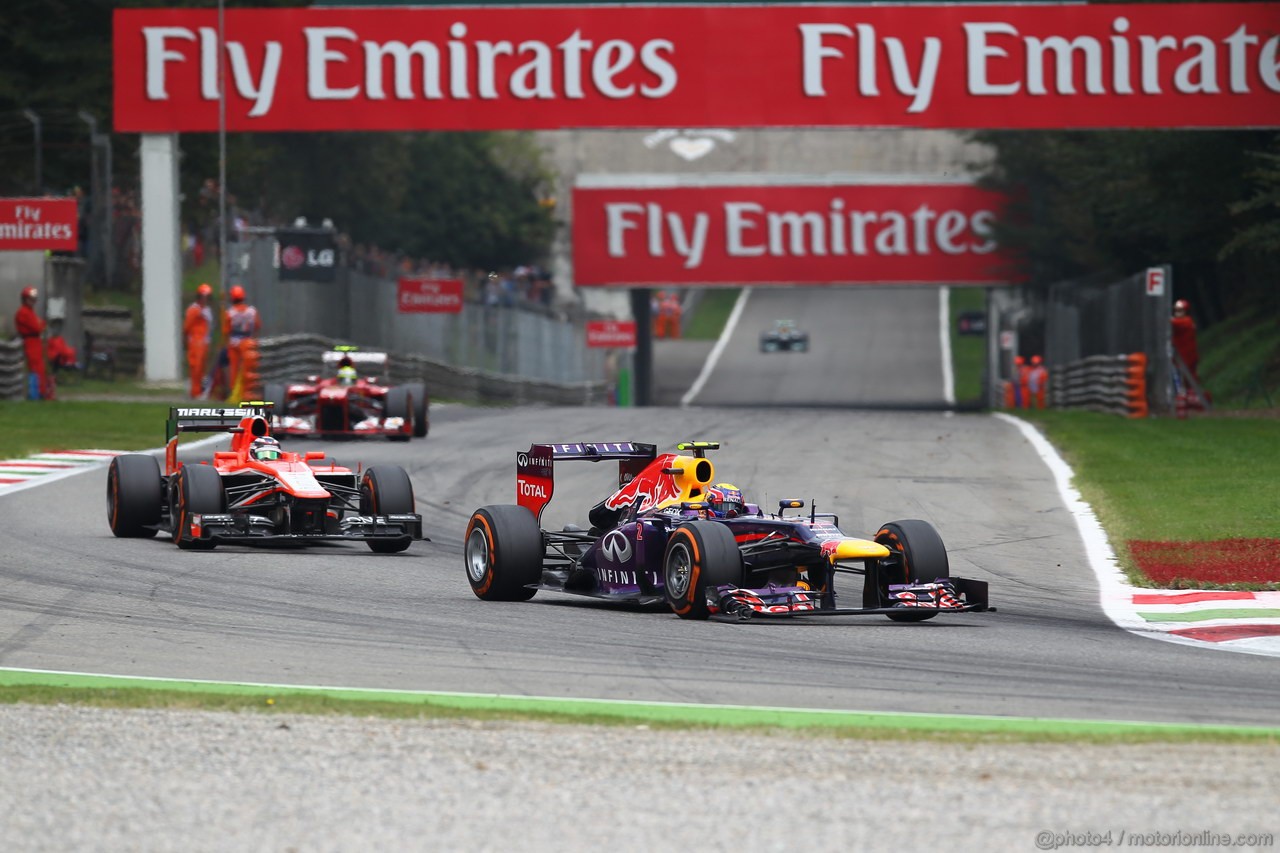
[599,530,633,564]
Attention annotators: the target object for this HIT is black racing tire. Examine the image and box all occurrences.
[384,387,411,442]
[264,383,288,423]
[875,519,950,622]
[173,463,225,550]
[465,505,543,601]
[663,520,743,620]
[361,465,416,553]
[405,382,429,438]
[107,454,162,538]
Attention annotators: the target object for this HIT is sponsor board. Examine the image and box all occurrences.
[573,183,1014,285]
[0,198,78,251]
[398,277,464,313]
[586,320,637,348]
[114,5,1280,132]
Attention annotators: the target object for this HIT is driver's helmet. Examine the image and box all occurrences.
[250,436,282,461]
[337,365,358,386]
[706,483,746,518]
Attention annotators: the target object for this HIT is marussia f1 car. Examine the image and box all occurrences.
[465,441,991,621]
[107,405,423,552]
[760,319,809,353]
[264,348,428,441]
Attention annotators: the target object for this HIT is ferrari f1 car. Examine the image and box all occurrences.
[264,348,428,440]
[107,406,423,552]
[465,441,991,621]
[760,319,809,353]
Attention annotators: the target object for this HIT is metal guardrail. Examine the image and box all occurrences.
[257,334,607,406]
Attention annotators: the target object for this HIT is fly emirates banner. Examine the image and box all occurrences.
[572,183,1015,286]
[114,4,1280,132]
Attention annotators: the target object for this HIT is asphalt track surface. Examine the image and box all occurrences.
[2,288,1277,728]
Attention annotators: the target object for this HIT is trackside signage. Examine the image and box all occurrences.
[573,183,1015,285]
[0,199,78,251]
[586,320,637,348]
[113,4,1280,132]
[397,277,464,313]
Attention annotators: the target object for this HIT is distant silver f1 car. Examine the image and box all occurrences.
[760,319,809,352]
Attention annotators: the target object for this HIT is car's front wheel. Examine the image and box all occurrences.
[173,463,225,550]
[874,519,950,622]
[663,521,743,620]
[361,465,416,553]
[465,505,542,601]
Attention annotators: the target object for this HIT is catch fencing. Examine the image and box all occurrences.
[230,234,606,384]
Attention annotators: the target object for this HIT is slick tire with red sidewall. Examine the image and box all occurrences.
[874,519,950,623]
[173,463,225,550]
[465,505,542,601]
[664,520,743,620]
[107,454,163,538]
[360,465,416,553]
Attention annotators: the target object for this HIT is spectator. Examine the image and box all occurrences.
[14,286,50,400]
[222,284,261,401]
[184,283,215,398]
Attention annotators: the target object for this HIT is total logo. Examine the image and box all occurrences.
[518,478,548,499]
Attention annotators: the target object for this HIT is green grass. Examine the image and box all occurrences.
[949,287,988,404]
[1017,409,1280,583]
[0,399,191,459]
[683,288,741,340]
[1199,309,1280,409]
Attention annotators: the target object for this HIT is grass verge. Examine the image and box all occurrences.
[1,675,1276,744]
[1017,409,1280,587]
[949,286,988,405]
[0,399,193,459]
[683,288,741,340]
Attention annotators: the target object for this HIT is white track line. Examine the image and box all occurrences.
[994,412,1280,659]
[939,286,955,408]
[681,287,752,407]
[0,435,228,499]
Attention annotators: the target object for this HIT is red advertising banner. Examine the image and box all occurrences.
[572,182,1017,285]
[0,199,78,251]
[114,5,1280,132]
[586,320,638,348]
[397,277,464,313]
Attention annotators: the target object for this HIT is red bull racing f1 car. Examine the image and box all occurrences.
[264,348,428,441]
[465,441,991,621]
[107,406,423,552]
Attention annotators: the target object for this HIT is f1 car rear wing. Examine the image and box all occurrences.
[516,442,657,522]
[164,405,272,475]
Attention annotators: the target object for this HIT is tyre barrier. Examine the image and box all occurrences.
[1047,353,1148,418]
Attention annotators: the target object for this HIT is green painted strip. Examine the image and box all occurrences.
[1140,608,1280,623]
[2,668,1277,738]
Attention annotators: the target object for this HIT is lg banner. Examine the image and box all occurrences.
[0,199,78,251]
[573,183,1016,285]
[276,228,337,281]
[114,5,1279,132]
[398,277,464,313]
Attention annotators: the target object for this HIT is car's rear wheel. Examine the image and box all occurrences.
[875,519,950,622]
[361,465,416,553]
[384,387,411,442]
[664,521,743,620]
[465,505,542,601]
[107,454,162,538]
[405,382,429,438]
[173,463,225,550]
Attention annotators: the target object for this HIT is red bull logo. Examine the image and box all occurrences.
[603,453,682,514]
